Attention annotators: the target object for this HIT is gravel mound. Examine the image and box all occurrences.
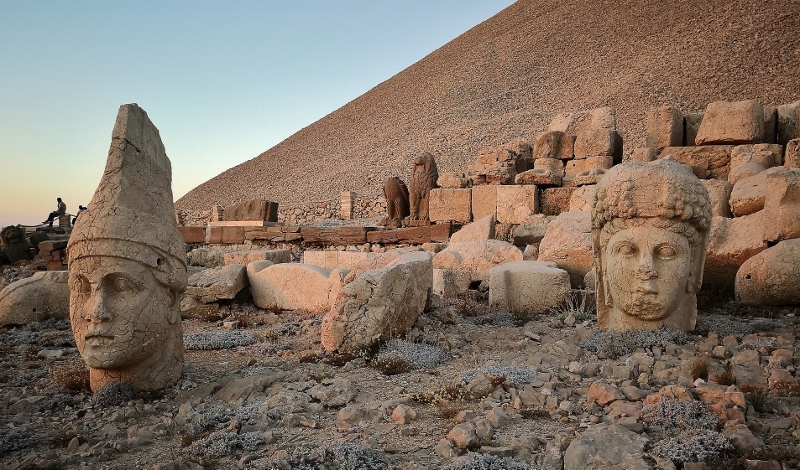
[183,331,255,350]
[375,338,450,370]
[580,327,688,358]
[176,0,800,213]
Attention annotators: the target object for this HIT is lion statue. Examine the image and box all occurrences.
[408,152,439,220]
[0,225,33,265]
[382,177,410,227]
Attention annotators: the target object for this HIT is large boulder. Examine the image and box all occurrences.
[564,424,651,470]
[736,239,800,306]
[321,251,432,353]
[247,261,342,312]
[696,100,765,145]
[0,271,69,326]
[450,214,495,243]
[538,211,593,287]
[489,261,571,314]
[185,264,248,303]
[222,249,291,266]
[704,213,768,289]
[433,239,523,282]
[762,166,800,243]
[729,169,768,217]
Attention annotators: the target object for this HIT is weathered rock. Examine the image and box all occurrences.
[629,147,658,162]
[223,199,278,222]
[428,188,472,224]
[786,139,800,168]
[447,423,479,450]
[660,146,734,179]
[728,162,767,186]
[574,168,607,186]
[730,144,782,168]
[496,185,538,224]
[762,166,800,243]
[548,107,617,134]
[470,184,497,221]
[434,239,523,282]
[540,187,576,216]
[685,112,704,146]
[701,179,733,217]
[777,100,800,146]
[307,378,357,408]
[704,212,768,288]
[0,271,69,325]
[432,268,472,299]
[515,168,562,186]
[512,215,550,246]
[437,172,472,188]
[0,226,32,264]
[646,105,684,149]
[538,211,593,287]
[587,382,624,406]
[187,247,224,267]
[222,249,291,266]
[696,100,765,145]
[569,185,597,212]
[321,250,432,353]
[391,404,418,424]
[533,131,575,160]
[67,103,186,392]
[186,264,248,303]
[736,239,800,306]
[451,214,495,243]
[489,261,571,314]
[574,129,623,161]
[729,169,768,217]
[247,261,341,312]
[564,424,651,470]
[303,250,371,270]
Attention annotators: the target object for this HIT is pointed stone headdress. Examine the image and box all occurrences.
[67,103,187,291]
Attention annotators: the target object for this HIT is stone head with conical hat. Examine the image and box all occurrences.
[68,103,187,392]
[592,158,712,332]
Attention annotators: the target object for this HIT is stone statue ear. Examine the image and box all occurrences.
[687,239,707,293]
[167,291,180,325]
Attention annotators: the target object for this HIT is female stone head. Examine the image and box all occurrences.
[591,159,712,331]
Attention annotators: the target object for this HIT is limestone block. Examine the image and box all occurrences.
[503,139,534,169]
[777,100,800,146]
[433,239,523,282]
[186,264,248,303]
[428,188,472,224]
[223,249,292,266]
[512,214,550,246]
[584,155,614,170]
[696,100,765,145]
[660,146,734,179]
[736,239,800,306]
[496,185,538,224]
[574,169,607,186]
[786,139,800,168]
[763,105,777,144]
[533,157,565,172]
[489,261,571,314]
[564,424,650,470]
[247,261,336,312]
[471,184,497,221]
[540,187,575,216]
[729,170,768,217]
[704,213,768,288]
[224,199,278,222]
[646,105,684,149]
[574,129,622,160]
[533,131,574,160]
[485,167,516,185]
[538,211,593,287]
[701,179,733,217]
[302,250,372,270]
[178,226,206,244]
[187,247,224,267]
[433,268,472,299]
[684,112,704,146]
[515,169,562,186]
[730,144,782,168]
[321,251,432,353]
[762,166,800,243]
[629,147,658,162]
[565,158,589,175]
[451,214,495,243]
[0,271,69,326]
[569,185,597,212]
[548,107,617,134]
[728,162,767,185]
[438,172,472,188]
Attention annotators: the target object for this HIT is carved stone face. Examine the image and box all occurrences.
[69,256,175,370]
[605,224,691,321]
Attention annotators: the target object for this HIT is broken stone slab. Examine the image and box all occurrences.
[488,260,571,314]
[0,271,69,326]
[496,185,539,224]
[548,107,617,134]
[573,129,623,162]
[564,424,651,470]
[629,147,658,162]
[660,146,734,179]
[433,239,523,282]
[730,143,782,168]
[538,211,593,288]
[540,187,575,216]
[762,166,800,243]
[728,162,767,186]
[696,100,766,145]
[533,131,575,160]
[515,168,562,186]
[187,247,225,267]
[222,249,291,266]
[186,264,248,303]
[569,185,597,212]
[428,188,472,224]
[512,214,551,246]
[729,169,768,217]
[321,250,432,353]
[704,213,768,289]
[247,261,343,312]
[736,239,800,306]
[701,179,733,217]
[646,105,684,149]
[450,214,495,243]
[223,199,278,222]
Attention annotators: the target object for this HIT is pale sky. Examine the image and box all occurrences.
[0,0,515,228]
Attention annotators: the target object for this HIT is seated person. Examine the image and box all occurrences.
[43,198,67,227]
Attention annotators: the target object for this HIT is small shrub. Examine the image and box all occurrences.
[746,389,770,413]
[690,357,710,381]
[551,289,596,322]
[436,400,463,420]
[443,453,536,470]
[322,352,358,367]
[580,327,687,358]
[93,382,135,407]
[370,352,410,375]
[183,331,255,350]
[649,430,731,464]
[510,310,532,326]
[714,361,736,386]
[50,363,90,392]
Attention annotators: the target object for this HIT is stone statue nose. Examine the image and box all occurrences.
[636,253,657,279]
[86,290,111,322]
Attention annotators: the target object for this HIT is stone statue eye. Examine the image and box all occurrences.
[112,276,141,293]
[616,243,637,256]
[655,245,678,259]
[72,276,91,294]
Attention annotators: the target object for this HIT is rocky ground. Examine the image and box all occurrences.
[1,261,800,469]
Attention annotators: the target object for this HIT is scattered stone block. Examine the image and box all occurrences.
[574,169,606,186]
[321,251,432,353]
[177,226,206,244]
[247,261,339,312]
[569,185,597,212]
[584,155,614,170]
[660,145,734,179]
[223,249,291,266]
[367,226,433,244]
[696,100,765,145]
[777,100,800,146]
[533,157,565,172]
[684,112,704,146]
[728,162,767,185]
[540,187,575,216]
[533,131,575,160]
[736,239,800,306]
[786,139,800,168]
[587,382,624,406]
[471,184,497,221]
[433,268,473,298]
[451,214,495,243]
[701,179,733,217]
[489,261,571,314]
[485,167,517,185]
[515,168,562,186]
[512,214,550,246]
[646,105,684,149]
[0,271,69,326]
[186,264,248,303]
[437,172,472,188]
[496,185,538,224]
[574,129,622,161]
[704,213,768,288]
[538,211,593,287]
[564,424,650,470]
[730,144,782,168]
[548,107,617,134]
[428,188,472,224]
[629,147,658,162]
[762,166,800,243]
[206,225,245,244]
[729,170,768,217]
[433,239,523,282]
